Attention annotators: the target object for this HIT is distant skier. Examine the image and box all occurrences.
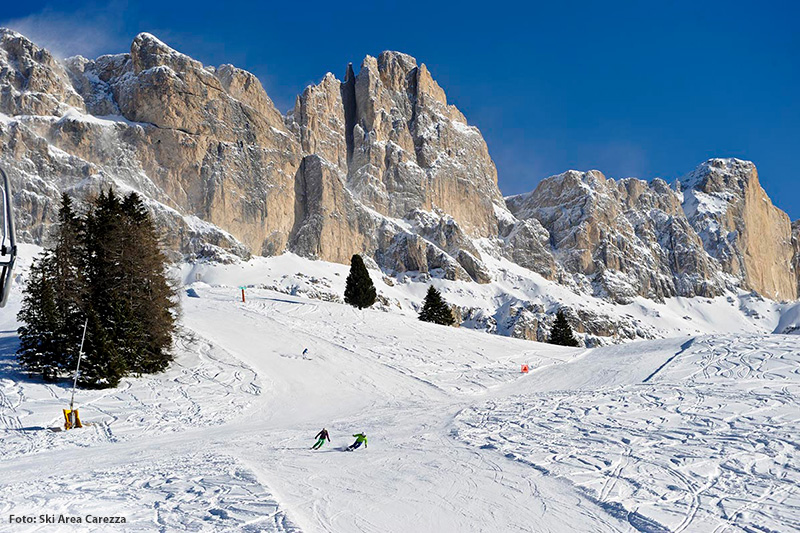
[312,428,330,450]
[346,432,367,451]
[302,348,309,359]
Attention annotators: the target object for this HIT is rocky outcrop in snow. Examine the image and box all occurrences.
[507,170,725,303]
[2,29,300,258]
[0,29,84,116]
[679,158,797,301]
[2,29,498,282]
[285,51,503,280]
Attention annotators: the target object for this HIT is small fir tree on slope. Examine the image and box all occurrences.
[549,309,580,347]
[344,254,376,309]
[418,286,456,326]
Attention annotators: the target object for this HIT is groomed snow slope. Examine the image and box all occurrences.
[177,248,800,343]
[0,260,798,531]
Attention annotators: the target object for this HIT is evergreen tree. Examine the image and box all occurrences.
[418,286,456,326]
[344,254,376,309]
[17,195,86,382]
[81,189,131,387]
[549,309,580,347]
[119,192,177,374]
[51,194,86,372]
[16,251,61,381]
[79,190,178,386]
[78,309,127,389]
[17,189,178,388]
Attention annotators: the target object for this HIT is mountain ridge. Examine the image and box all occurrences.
[1,28,798,343]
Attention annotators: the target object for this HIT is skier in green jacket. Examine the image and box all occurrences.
[346,432,367,451]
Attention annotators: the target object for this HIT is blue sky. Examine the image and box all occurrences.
[3,1,798,219]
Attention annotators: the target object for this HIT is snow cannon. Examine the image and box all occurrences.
[64,319,89,430]
[0,167,17,308]
[63,409,83,430]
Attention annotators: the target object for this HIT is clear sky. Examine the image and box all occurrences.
[3,1,798,219]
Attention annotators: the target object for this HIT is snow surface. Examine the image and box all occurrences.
[180,246,800,343]
[0,249,799,531]
[456,335,800,531]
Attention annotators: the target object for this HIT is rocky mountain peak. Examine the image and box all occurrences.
[0,28,797,343]
[679,158,796,301]
[0,28,84,116]
[130,32,202,74]
[507,169,723,303]
[375,51,417,91]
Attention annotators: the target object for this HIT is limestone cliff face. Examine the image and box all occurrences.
[1,30,501,280]
[345,52,503,238]
[680,158,797,301]
[1,28,797,307]
[286,52,505,254]
[0,29,84,116]
[285,52,503,281]
[286,73,348,173]
[2,30,301,258]
[289,154,373,264]
[507,170,724,303]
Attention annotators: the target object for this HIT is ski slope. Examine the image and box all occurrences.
[1,271,799,531]
[457,336,800,531]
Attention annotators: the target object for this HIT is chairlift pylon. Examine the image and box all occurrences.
[0,167,17,308]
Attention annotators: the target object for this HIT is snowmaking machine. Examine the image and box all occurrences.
[0,167,16,308]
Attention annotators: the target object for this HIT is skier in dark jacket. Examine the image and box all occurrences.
[346,432,367,451]
[312,428,330,450]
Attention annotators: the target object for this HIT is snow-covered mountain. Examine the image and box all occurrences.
[1,28,798,344]
[1,258,798,532]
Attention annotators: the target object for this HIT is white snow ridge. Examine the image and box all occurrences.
[1,258,799,532]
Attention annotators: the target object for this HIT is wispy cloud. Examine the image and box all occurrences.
[1,1,131,59]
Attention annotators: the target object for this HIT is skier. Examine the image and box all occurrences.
[346,432,367,451]
[302,348,309,359]
[312,428,330,450]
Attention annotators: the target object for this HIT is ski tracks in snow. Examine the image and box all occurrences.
[5,287,799,533]
[454,334,800,532]
[0,327,261,460]
[0,451,301,533]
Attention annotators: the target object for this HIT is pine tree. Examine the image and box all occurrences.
[80,189,131,387]
[344,254,376,309]
[418,286,456,326]
[119,192,177,373]
[549,309,580,347]
[51,194,86,372]
[17,195,86,382]
[16,251,61,381]
[17,189,178,389]
[78,190,178,386]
